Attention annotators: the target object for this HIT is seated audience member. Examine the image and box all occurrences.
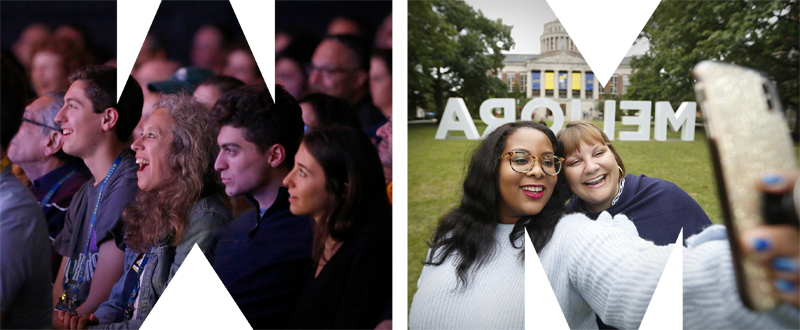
[12,23,52,74]
[284,127,392,329]
[191,24,231,74]
[298,93,361,133]
[276,41,317,100]
[193,75,244,110]
[0,53,52,330]
[326,15,375,45]
[223,43,264,86]
[309,35,386,135]
[54,23,114,67]
[7,92,92,280]
[132,59,180,96]
[369,49,400,186]
[51,66,143,327]
[375,14,392,50]
[67,94,233,329]
[30,36,90,96]
[207,85,314,329]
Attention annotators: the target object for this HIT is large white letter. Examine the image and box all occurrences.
[603,100,616,141]
[434,98,480,140]
[571,99,582,121]
[654,102,696,141]
[480,98,516,138]
[520,98,564,134]
[619,101,652,141]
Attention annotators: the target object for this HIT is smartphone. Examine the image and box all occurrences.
[692,60,797,311]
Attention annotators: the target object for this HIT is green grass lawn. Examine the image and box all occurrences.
[407,119,800,309]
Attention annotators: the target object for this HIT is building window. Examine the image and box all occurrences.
[507,74,515,92]
[531,71,541,96]
[558,71,568,99]
[622,75,630,94]
[520,74,527,92]
[599,82,604,95]
[571,72,581,98]
[610,76,618,94]
[545,71,554,97]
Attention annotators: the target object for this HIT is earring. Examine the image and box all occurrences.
[618,165,624,178]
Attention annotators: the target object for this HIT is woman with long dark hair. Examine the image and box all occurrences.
[283,127,391,329]
[66,94,232,329]
[408,121,798,329]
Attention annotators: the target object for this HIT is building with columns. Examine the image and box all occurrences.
[499,19,633,120]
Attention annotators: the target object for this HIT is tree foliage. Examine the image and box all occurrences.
[408,0,515,121]
[627,0,799,134]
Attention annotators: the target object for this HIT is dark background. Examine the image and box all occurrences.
[2,0,391,67]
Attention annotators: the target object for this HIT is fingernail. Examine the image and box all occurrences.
[762,175,782,185]
[774,279,796,293]
[773,257,799,272]
[753,238,771,252]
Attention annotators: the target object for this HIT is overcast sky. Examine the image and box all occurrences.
[463,0,649,56]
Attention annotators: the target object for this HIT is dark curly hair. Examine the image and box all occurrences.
[302,127,390,265]
[212,84,303,168]
[68,65,143,142]
[424,121,571,289]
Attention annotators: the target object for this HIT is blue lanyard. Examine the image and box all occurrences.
[124,252,150,320]
[63,153,124,298]
[40,169,78,206]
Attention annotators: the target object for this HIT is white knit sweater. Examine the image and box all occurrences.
[410,212,799,330]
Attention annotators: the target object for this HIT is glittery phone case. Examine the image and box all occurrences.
[693,60,797,311]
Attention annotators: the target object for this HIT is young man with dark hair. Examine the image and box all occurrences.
[0,53,52,330]
[7,92,92,280]
[208,84,314,329]
[51,65,143,326]
[309,34,386,135]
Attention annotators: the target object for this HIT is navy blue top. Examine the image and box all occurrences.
[566,173,712,246]
[207,187,314,329]
[567,174,712,329]
[30,162,91,239]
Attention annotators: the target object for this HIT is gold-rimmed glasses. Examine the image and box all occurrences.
[498,151,564,176]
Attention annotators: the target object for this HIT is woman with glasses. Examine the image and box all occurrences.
[408,121,798,329]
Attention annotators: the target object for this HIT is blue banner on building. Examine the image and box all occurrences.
[531,71,540,90]
[558,72,567,90]
[586,73,594,91]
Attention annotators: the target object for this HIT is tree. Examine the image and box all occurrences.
[626,0,799,140]
[408,0,515,122]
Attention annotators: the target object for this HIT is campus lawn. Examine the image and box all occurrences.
[407,119,800,308]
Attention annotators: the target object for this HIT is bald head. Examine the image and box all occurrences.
[134,59,180,95]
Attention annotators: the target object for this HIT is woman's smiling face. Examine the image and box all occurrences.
[563,141,621,213]
[497,128,558,224]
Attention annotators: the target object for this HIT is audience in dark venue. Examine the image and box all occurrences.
[7,92,92,280]
[2,4,393,329]
[207,85,315,329]
[299,93,362,133]
[51,66,142,327]
[1,53,53,330]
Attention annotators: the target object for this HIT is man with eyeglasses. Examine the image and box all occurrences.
[309,34,386,136]
[8,93,92,282]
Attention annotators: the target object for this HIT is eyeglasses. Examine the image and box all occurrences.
[498,151,564,176]
[22,118,62,134]
[306,64,358,78]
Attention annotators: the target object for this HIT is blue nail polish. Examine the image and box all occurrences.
[762,175,782,185]
[753,238,771,252]
[774,279,796,293]
[773,257,799,272]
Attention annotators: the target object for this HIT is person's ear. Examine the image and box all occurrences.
[101,107,119,132]
[43,130,64,157]
[355,69,369,89]
[268,144,286,168]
